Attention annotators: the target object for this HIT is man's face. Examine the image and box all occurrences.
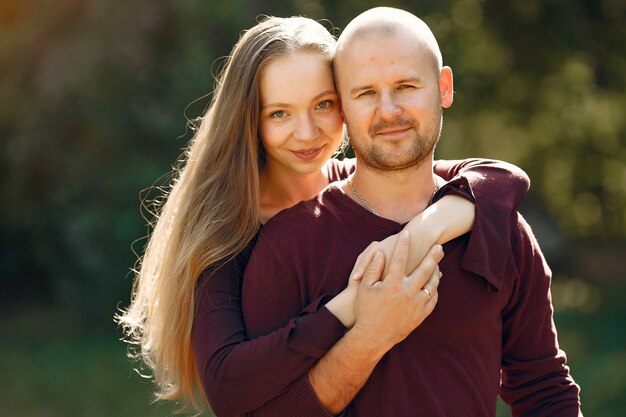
[336,29,453,171]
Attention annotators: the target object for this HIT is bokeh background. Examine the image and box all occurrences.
[1,0,624,416]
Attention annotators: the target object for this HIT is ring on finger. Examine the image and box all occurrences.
[422,287,431,300]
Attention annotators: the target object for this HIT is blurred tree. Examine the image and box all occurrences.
[1,0,624,319]
[1,0,624,416]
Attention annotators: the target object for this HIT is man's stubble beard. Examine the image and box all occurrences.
[349,110,443,173]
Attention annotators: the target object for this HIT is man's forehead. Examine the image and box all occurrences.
[335,9,443,72]
[336,28,431,71]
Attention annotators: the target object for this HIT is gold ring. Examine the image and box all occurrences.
[422,288,431,300]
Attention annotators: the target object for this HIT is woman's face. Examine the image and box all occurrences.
[258,51,344,176]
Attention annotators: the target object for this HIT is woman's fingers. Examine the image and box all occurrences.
[408,244,443,289]
[362,251,386,286]
[350,242,379,281]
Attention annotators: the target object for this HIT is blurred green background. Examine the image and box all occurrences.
[1,0,624,416]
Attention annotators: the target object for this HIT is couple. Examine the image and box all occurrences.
[119,7,581,417]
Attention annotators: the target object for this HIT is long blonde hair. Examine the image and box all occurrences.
[116,16,337,413]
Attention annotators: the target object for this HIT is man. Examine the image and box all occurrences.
[242,7,581,416]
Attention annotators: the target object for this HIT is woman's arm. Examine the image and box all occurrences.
[326,194,473,328]
[329,158,530,327]
[193,256,346,417]
[304,158,531,415]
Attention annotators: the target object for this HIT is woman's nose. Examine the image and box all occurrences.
[293,114,319,141]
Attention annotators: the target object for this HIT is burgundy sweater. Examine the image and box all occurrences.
[192,158,534,417]
[242,183,580,416]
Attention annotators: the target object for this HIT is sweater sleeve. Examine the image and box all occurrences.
[434,158,531,290]
[240,230,342,417]
[499,214,582,416]
[192,251,345,417]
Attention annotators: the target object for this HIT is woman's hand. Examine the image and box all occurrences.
[328,195,473,329]
[324,272,361,328]
[327,237,442,329]
[350,235,412,280]
[350,195,473,280]
[350,232,433,280]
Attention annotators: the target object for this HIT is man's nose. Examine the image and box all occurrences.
[377,90,402,119]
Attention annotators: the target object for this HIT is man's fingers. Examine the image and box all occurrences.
[386,230,411,279]
[408,244,443,288]
[420,266,442,303]
[362,251,386,286]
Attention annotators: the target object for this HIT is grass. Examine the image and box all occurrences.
[1,331,182,416]
[0,307,213,417]
[2,281,624,417]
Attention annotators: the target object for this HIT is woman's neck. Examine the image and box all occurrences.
[259,163,330,223]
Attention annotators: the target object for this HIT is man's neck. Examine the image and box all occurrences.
[346,159,438,223]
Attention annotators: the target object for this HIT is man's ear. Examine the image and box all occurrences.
[439,66,454,108]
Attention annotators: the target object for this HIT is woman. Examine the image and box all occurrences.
[117,16,529,416]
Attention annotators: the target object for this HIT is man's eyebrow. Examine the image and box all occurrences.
[397,77,423,84]
[350,85,374,95]
[349,77,425,96]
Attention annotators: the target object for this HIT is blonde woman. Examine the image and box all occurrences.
[117,16,529,416]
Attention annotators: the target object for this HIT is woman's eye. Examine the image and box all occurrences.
[270,110,286,118]
[316,100,332,110]
[357,90,375,98]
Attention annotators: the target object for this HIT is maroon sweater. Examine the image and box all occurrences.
[242,180,580,416]
[192,159,533,417]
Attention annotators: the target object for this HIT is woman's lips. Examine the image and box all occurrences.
[291,145,325,161]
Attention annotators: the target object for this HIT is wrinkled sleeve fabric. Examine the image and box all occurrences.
[192,158,357,417]
[500,214,582,416]
[194,158,533,417]
[242,159,533,416]
[192,245,345,417]
[434,158,531,291]
[240,229,342,417]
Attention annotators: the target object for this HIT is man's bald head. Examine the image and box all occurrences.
[335,7,443,82]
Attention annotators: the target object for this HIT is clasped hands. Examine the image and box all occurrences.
[327,231,443,353]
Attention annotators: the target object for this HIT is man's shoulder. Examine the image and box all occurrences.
[510,212,539,251]
[508,212,550,276]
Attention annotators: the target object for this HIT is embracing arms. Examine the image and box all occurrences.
[193,158,530,416]
[192,194,470,416]
[325,193,473,328]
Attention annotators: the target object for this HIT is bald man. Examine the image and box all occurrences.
[242,7,581,417]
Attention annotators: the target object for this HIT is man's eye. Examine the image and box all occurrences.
[357,90,375,98]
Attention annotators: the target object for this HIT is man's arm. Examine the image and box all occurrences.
[500,213,582,416]
[349,158,530,286]
[310,233,444,414]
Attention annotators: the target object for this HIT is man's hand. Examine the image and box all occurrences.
[352,231,443,356]
[309,232,443,414]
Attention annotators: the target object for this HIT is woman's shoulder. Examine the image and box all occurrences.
[326,157,356,182]
[196,232,260,289]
